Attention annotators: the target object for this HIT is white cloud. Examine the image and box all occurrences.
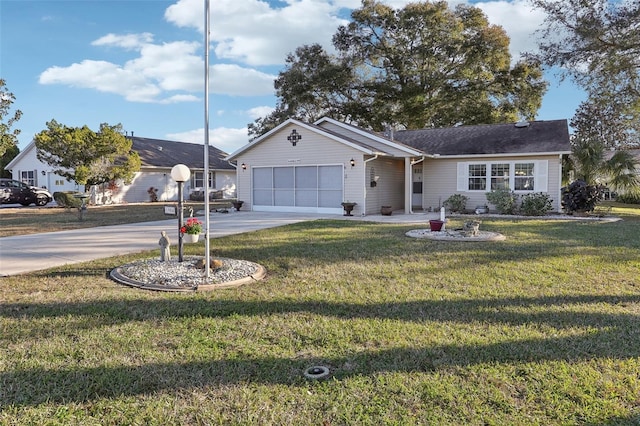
[472,0,545,59]
[92,32,154,50]
[40,25,276,102]
[166,126,249,153]
[211,64,275,96]
[165,0,348,66]
[247,106,275,120]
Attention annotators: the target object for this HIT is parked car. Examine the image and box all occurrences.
[0,178,53,206]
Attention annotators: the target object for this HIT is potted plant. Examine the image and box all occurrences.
[232,200,244,211]
[380,205,393,215]
[341,201,357,216]
[180,217,202,243]
[429,219,444,232]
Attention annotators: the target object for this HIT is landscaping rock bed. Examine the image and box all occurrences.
[110,256,266,292]
[406,228,506,241]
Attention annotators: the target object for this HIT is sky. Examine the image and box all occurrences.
[0,0,586,155]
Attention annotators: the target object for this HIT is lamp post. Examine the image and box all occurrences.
[171,164,191,262]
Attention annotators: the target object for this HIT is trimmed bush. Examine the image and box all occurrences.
[486,189,519,214]
[561,179,604,213]
[520,192,553,216]
[443,193,469,213]
[53,191,83,208]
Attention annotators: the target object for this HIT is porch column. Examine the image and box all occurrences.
[405,157,412,214]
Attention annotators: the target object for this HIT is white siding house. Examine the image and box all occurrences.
[227,117,572,215]
[6,136,236,204]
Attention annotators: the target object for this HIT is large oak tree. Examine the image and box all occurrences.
[250,0,547,137]
[531,0,639,149]
[34,120,141,191]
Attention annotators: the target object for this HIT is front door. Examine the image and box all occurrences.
[412,165,423,208]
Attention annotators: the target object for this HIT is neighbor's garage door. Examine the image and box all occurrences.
[252,165,343,213]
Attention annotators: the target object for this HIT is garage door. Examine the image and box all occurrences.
[252,165,343,213]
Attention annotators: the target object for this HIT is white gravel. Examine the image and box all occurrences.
[117,256,261,288]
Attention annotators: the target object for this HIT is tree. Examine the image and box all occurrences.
[0,144,19,178]
[0,79,23,157]
[34,120,141,191]
[566,136,640,196]
[571,99,639,150]
[531,0,640,148]
[249,0,547,138]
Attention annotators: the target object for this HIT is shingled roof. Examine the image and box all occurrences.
[130,137,234,170]
[391,120,571,156]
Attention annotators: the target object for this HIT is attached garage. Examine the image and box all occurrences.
[252,165,343,214]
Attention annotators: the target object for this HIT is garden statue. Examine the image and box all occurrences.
[159,231,171,261]
[462,220,481,237]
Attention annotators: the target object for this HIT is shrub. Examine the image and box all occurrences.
[520,192,553,216]
[53,191,82,208]
[443,193,469,213]
[147,187,158,202]
[561,179,604,213]
[486,189,519,214]
[616,193,640,205]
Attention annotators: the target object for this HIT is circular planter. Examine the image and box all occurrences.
[380,206,393,216]
[341,203,357,216]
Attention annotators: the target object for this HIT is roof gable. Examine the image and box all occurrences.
[392,120,571,156]
[226,118,385,160]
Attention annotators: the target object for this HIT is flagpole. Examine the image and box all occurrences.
[204,0,211,279]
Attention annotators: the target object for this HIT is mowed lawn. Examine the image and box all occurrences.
[1,205,639,424]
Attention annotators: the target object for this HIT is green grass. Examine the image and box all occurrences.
[0,202,230,237]
[1,209,640,424]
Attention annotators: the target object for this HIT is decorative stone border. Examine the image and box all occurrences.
[109,257,266,292]
[406,229,506,242]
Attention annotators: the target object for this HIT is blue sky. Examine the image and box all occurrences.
[1,0,586,155]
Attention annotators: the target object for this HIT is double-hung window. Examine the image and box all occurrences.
[468,164,487,190]
[458,160,547,192]
[21,170,35,186]
[192,171,216,189]
[514,163,535,190]
[491,164,510,190]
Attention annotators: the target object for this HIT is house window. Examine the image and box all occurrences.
[21,170,35,186]
[515,163,535,190]
[491,164,510,190]
[192,171,216,189]
[468,164,486,190]
[458,161,546,192]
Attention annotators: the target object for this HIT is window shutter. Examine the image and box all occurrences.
[456,162,468,191]
[535,160,548,192]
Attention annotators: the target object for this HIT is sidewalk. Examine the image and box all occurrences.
[0,210,437,276]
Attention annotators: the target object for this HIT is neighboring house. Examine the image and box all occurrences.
[6,136,236,204]
[226,117,571,215]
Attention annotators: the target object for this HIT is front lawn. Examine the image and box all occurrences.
[1,212,639,424]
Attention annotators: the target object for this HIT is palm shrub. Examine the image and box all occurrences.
[520,192,553,216]
[486,189,519,214]
[443,193,469,213]
[561,179,604,213]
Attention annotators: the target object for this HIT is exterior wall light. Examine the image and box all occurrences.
[241,163,247,171]
[350,158,355,167]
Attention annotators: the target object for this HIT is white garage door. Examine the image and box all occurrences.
[252,165,343,214]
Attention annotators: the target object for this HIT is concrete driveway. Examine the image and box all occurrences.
[0,210,436,276]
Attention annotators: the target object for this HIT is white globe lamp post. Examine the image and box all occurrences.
[171,164,191,262]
